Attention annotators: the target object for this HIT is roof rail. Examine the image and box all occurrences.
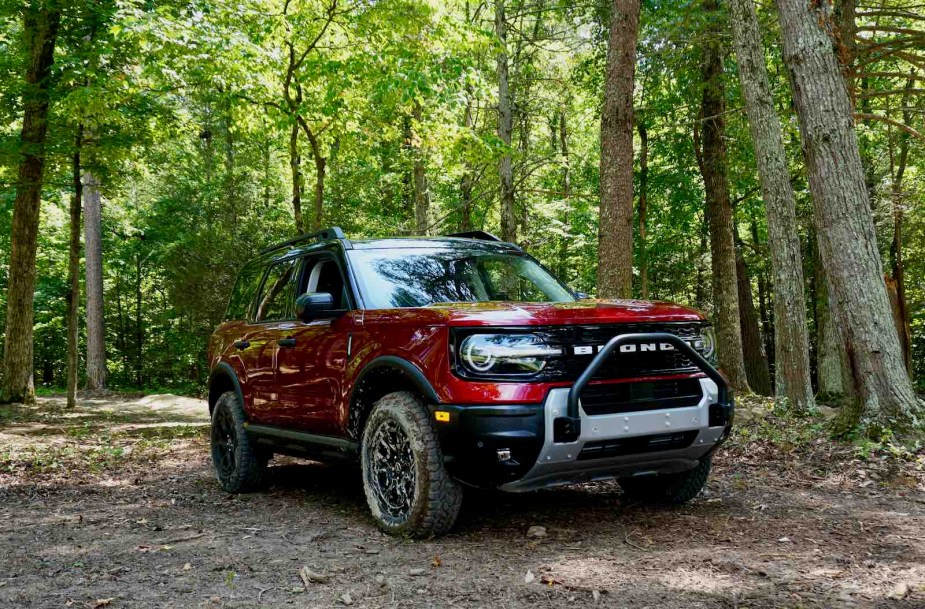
[260,226,348,255]
[445,230,504,242]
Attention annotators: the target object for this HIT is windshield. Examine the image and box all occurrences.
[348,248,575,309]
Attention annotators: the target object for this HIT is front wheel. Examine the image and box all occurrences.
[619,457,712,504]
[361,391,463,538]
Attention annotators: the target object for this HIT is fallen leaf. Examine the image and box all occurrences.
[888,582,910,599]
[525,570,535,584]
[340,592,353,605]
[777,537,791,543]
[92,599,114,609]
[526,525,547,538]
[409,568,426,576]
[432,555,442,568]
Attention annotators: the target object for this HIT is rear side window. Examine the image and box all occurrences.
[225,262,264,321]
[255,258,298,321]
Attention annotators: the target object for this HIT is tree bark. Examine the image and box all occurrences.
[66,127,83,408]
[597,0,639,299]
[698,0,750,395]
[729,0,814,410]
[637,117,649,299]
[289,122,305,233]
[1,4,60,404]
[496,0,516,243]
[83,170,107,390]
[776,0,922,434]
[735,243,772,395]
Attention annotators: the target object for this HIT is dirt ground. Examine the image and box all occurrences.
[1,394,924,609]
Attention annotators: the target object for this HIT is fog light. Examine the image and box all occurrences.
[497,448,512,462]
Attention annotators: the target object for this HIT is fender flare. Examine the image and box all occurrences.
[208,361,245,416]
[349,355,441,405]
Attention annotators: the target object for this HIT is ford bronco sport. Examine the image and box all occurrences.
[207,227,733,537]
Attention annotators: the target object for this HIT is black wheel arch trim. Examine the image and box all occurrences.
[350,355,442,405]
[208,362,245,416]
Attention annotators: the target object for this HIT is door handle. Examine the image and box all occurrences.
[233,340,250,350]
[278,337,297,348]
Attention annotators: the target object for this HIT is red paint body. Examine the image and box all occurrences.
[209,299,708,438]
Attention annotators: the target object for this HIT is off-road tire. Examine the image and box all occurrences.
[619,457,712,505]
[210,391,268,493]
[361,391,463,538]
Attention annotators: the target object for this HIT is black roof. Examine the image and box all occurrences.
[256,227,523,262]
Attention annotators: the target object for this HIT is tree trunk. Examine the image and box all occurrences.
[460,93,474,232]
[289,122,304,233]
[495,0,516,243]
[66,127,83,408]
[637,117,649,299]
[698,0,750,395]
[0,4,60,404]
[889,81,914,375]
[776,0,921,435]
[814,253,851,399]
[135,253,144,388]
[83,170,107,391]
[729,0,814,410]
[554,110,572,282]
[735,244,772,395]
[597,0,639,299]
[412,102,429,235]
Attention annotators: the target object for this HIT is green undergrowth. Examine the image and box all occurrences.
[728,394,924,464]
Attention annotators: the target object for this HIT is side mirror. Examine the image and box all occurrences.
[575,291,590,300]
[296,292,335,322]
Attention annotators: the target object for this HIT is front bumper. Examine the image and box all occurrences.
[431,378,733,490]
[431,332,734,491]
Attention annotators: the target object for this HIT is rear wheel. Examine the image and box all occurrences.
[361,391,463,538]
[210,391,268,493]
[619,457,712,504]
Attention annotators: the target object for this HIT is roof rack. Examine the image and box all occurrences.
[260,226,348,255]
[445,230,504,242]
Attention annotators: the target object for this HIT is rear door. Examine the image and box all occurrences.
[274,253,354,435]
[245,256,300,425]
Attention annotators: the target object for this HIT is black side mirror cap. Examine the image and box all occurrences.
[296,292,335,322]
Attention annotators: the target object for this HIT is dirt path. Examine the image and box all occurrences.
[1,395,923,608]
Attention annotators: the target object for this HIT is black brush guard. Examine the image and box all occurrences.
[553,332,731,444]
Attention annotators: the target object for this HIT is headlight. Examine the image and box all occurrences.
[459,334,562,376]
[700,325,717,364]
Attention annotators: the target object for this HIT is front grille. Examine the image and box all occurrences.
[580,379,703,416]
[542,323,704,381]
[577,431,698,461]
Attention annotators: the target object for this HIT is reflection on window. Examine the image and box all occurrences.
[255,259,297,321]
[349,249,574,309]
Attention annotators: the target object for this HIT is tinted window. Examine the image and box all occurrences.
[348,249,575,309]
[225,262,264,320]
[255,258,298,321]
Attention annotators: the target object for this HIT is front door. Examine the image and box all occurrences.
[275,255,354,435]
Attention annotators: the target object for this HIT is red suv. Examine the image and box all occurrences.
[207,227,733,537]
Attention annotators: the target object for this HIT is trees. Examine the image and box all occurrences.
[728,0,814,410]
[696,0,750,395]
[1,1,60,404]
[597,0,639,300]
[776,0,922,434]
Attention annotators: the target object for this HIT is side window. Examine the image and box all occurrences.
[225,262,264,321]
[300,257,349,309]
[255,258,298,321]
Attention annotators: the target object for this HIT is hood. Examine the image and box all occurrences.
[427,299,706,327]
